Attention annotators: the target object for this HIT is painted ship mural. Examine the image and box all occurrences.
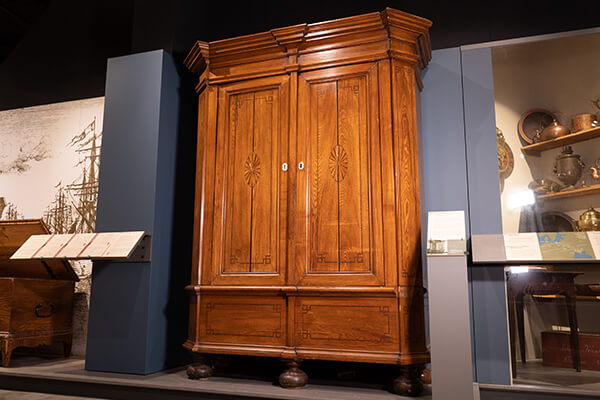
[44,119,101,234]
[1,118,102,235]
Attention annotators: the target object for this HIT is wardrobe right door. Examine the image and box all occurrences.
[295,62,390,287]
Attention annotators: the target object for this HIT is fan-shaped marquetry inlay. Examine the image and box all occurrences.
[328,145,348,182]
[244,152,261,187]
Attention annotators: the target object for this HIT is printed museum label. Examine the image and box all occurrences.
[504,232,542,261]
[427,211,466,255]
[503,232,596,261]
[11,231,146,260]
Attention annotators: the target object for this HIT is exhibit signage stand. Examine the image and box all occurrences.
[427,211,479,400]
[10,231,151,262]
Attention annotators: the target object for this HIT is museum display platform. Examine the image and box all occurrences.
[3,355,600,400]
[0,355,433,400]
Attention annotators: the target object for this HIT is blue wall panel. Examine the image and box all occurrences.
[421,48,470,225]
[421,47,476,380]
[421,47,512,385]
[461,46,511,385]
[86,50,181,374]
[461,47,502,236]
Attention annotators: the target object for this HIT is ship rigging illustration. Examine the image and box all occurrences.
[43,119,102,234]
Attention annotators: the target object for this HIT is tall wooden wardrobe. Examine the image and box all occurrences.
[184,8,432,395]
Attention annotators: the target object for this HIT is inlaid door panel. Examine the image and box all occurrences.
[199,295,286,346]
[295,296,399,352]
[211,75,289,285]
[296,63,385,286]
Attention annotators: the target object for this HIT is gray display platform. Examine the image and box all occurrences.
[428,253,479,400]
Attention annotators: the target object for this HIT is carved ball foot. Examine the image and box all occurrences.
[187,357,213,380]
[392,366,424,397]
[420,367,431,385]
[279,359,308,389]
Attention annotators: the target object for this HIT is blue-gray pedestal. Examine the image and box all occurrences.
[85,50,180,375]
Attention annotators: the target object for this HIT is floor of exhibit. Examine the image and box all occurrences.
[0,355,431,400]
[480,360,600,400]
[2,355,599,400]
[514,360,600,393]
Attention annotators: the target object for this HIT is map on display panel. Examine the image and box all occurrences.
[537,232,595,260]
[503,232,600,261]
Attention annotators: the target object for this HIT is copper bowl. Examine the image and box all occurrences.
[572,113,598,132]
[538,120,570,141]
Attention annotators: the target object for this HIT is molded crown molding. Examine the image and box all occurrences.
[183,41,209,74]
[184,8,432,81]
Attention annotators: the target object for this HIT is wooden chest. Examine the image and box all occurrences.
[542,331,600,371]
[0,219,78,367]
[183,8,431,396]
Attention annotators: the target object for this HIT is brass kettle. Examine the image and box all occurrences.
[577,207,600,231]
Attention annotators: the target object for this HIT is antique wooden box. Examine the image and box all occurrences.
[0,219,78,367]
[542,331,600,371]
[184,8,431,395]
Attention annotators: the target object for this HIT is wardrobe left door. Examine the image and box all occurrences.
[209,75,290,286]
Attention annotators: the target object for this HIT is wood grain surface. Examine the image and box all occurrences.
[0,221,76,368]
[185,8,432,392]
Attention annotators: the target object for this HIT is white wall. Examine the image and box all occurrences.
[492,33,600,234]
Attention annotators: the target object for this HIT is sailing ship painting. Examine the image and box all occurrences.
[42,118,101,235]
[0,98,103,230]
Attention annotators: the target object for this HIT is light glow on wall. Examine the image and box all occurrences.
[506,189,535,210]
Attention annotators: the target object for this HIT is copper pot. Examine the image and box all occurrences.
[572,113,598,132]
[538,120,570,141]
[553,146,584,187]
[577,207,600,231]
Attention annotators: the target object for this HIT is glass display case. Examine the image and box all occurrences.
[492,31,600,391]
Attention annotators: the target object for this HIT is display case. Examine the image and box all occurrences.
[492,30,600,392]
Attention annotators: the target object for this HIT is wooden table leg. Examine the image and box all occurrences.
[1,339,12,368]
[63,337,72,358]
[507,294,517,379]
[516,293,526,365]
[565,294,581,372]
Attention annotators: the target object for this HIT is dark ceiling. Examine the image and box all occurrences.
[0,0,598,112]
[0,0,51,64]
[2,1,600,65]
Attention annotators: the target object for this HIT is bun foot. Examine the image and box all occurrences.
[421,367,432,385]
[279,359,307,389]
[392,365,424,397]
[187,356,213,380]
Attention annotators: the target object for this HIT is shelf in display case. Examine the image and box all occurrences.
[521,126,600,156]
[536,185,600,200]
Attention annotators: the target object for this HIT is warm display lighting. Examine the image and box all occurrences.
[507,189,535,210]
